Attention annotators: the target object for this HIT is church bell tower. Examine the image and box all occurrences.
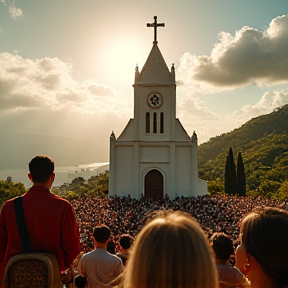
[109,16,208,199]
[133,16,176,142]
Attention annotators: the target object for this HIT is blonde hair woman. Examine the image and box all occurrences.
[123,211,218,288]
[236,207,288,288]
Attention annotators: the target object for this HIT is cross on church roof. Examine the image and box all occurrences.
[147,16,165,44]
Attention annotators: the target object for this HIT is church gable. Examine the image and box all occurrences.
[175,119,191,140]
[117,119,134,140]
[137,44,173,84]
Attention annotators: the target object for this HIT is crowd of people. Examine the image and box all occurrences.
[70,194,284,254]
[69,193,287,288]
[73,204,288,288]
[1,155,288,288]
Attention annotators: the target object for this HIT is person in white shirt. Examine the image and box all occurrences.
[78,225,123,288]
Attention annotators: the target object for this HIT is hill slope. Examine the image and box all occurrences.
[198,104,288,197]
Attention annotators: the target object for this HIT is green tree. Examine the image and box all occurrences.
[236,152,246,196]
[0,180,26,207]
[52,171,109,198]
[272,180,288,202]
[208,180,224,195]
[62,190,78,200]
[259,180,281,197]
[224,147,236,195]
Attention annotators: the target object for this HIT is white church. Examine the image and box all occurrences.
[109,16,207,199]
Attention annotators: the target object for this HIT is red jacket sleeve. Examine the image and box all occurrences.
[61,203,81,268]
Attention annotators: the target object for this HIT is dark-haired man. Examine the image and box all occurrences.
[0,155,81,283]
[78,225,123,288]
[116,234,134,266]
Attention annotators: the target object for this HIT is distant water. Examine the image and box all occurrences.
[0,163,109,189]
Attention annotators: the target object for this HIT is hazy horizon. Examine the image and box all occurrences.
[0,162,109,188]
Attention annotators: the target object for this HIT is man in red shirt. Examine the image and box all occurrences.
[0,155,81,283]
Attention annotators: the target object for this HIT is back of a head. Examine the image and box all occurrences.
[107,240,116,254]
[119,234,134,250]
[124,211,218,288]
[93,225,110,243]
[211,232,234,261]
[29,155,54,183]
[240,207,288,285]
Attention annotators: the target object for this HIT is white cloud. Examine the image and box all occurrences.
[175,85,235,143]
[0,52,129,115]
[231,89,288,124]
[1,0,23,19]
[176,85,288,144]
[8,4,23,19]
[0,52,131,168]
[177,15,288,93]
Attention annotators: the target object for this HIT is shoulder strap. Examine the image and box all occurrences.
[14,196,32,253]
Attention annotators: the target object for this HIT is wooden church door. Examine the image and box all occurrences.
[145,169,163,198]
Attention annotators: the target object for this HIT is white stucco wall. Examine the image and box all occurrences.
[175,146,191,197]
[196,178,208,196]
[114,146,134,196]
[139,146,169,162]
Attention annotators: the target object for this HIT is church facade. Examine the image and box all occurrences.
[109,17,207,199]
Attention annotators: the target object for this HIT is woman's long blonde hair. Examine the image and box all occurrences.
[123,211,218,288]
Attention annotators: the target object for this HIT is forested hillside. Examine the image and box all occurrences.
[198,104,288,199]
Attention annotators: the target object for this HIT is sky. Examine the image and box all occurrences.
[1,0,288,170]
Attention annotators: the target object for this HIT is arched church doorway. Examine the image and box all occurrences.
[144,169,163,198]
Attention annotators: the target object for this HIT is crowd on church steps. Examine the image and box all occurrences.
[69,194,284,254]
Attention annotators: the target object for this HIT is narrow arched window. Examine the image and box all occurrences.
[153,112,157,133]
[160,112,164,133]
[146,112,150,133]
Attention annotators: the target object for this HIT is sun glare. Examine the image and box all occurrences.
[94,34,150,87]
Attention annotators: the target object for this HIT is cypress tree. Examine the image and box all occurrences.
[224,147,236,195]
[236,152,246,196]
[224,155,229,194]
